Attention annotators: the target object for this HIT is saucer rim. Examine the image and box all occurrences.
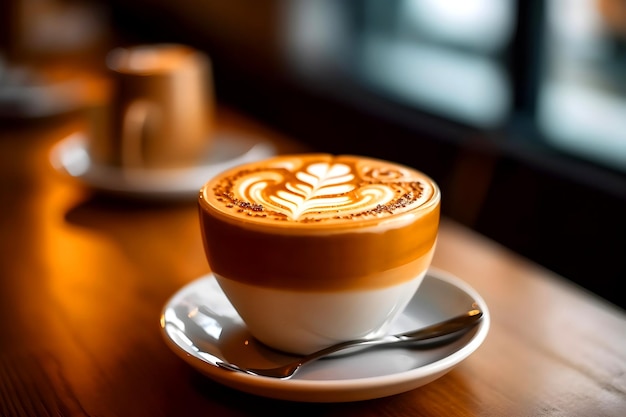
[160,267,490,402]
[49,130,276,200]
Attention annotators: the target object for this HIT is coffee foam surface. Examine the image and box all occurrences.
[199,154,440,290]
[201,154,438,231]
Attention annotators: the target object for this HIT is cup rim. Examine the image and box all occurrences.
[198,153,441,234]
[106,43,204,75]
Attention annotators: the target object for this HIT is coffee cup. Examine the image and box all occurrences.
[87,43,214,170]
[198,153,441,354]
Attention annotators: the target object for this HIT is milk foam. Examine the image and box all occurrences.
[206,154,437,225]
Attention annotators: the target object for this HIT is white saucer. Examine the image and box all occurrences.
[49,131,276,201]
[160,268,490,402]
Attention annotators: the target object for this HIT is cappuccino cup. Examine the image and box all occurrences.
[87,43,214,170]
[198,154,440,354]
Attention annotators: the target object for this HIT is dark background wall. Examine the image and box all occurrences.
[104,0,626,309]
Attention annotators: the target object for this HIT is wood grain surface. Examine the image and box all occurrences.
[0,106,624,417]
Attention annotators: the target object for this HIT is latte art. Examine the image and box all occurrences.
[208,154,435,224]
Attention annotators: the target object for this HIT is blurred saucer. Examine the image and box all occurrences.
[49,131,276,201]
[160,268,490,402]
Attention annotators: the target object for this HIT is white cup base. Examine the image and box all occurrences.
[214,272,428,355]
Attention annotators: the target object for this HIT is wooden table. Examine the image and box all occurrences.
[1,106,625,417]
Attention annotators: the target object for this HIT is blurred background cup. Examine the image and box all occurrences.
[87,43,214,170]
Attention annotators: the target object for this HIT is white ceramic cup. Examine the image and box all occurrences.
[198,153,441,354]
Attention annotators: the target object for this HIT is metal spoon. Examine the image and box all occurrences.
[216,308,483,379]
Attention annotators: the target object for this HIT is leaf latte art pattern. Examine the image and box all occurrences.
[244,162,397,220]
[209,155,435,223]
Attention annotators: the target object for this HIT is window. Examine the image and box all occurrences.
[283,0,626,173]
[539,0,626,172]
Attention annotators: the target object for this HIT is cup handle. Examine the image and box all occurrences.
[121,100,157,169]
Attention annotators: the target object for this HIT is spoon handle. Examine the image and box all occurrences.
[296,308,483,367]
